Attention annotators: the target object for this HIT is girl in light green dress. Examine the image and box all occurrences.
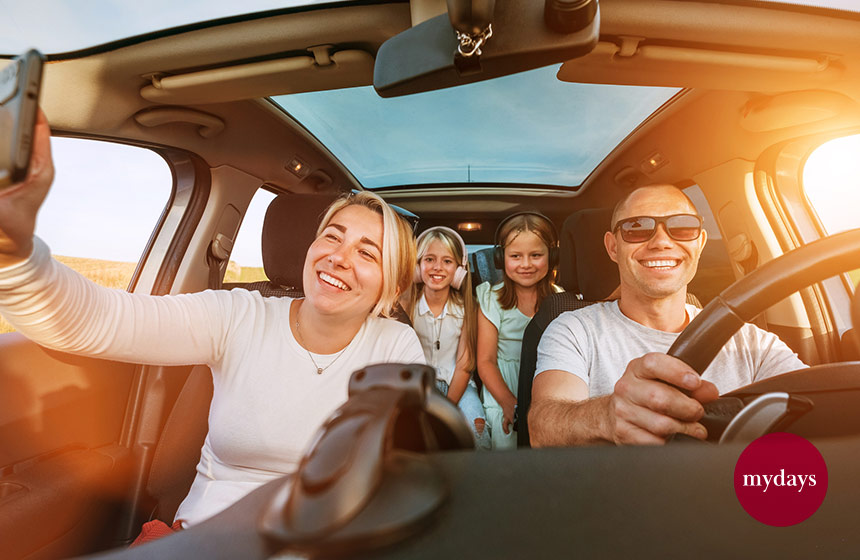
[476,212,560,450]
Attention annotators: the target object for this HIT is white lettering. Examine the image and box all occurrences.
[796,474,808,492]
[741,470,817,493]
[775,469,785,487]
[743,474,762,487]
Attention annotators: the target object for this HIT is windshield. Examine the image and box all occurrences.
[0,0,353,54]
[274,65,679,189]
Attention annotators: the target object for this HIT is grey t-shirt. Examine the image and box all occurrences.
[535,301,806,397]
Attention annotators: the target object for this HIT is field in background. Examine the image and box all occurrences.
[0,257,266,334]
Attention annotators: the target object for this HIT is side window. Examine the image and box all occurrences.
[803,134,860,289]
[0,137,172,334]
[224,188,276,284]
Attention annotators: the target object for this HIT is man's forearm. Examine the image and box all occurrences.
[529,396,613,447]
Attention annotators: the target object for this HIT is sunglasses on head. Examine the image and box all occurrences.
[613,213,704,243]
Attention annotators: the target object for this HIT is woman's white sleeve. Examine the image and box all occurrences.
[0,237,234,366]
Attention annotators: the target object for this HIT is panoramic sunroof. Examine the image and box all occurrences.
[273,65,680,189]
[0,0,351,54]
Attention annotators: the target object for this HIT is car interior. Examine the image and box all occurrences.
[1,0,860,558]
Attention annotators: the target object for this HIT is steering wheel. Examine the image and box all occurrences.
[666,227,860,442]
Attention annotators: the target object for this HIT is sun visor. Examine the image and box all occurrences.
[140,49,374,105]
[558,41,841,92]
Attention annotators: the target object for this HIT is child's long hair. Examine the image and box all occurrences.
[496,213,559,314]
[408,227,477,372]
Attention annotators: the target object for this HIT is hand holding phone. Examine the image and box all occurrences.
[0,50,44,189]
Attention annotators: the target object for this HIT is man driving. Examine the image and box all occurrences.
[529,184,806,446]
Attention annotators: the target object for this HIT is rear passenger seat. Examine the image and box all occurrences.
[467,246,504,290]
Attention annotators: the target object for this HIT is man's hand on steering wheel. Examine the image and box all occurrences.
[608,352,719,445]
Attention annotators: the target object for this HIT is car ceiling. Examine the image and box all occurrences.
[32,0,860,224]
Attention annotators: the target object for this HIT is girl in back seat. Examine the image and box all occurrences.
[477,212,560,450]
[407,226,490,450]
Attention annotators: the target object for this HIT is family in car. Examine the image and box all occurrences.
[0,112,805,541]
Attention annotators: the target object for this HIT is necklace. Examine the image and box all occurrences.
[295,318,348,375]
[433,312,445,351]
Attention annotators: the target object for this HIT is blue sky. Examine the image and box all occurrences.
[275,67,678,188]
[37,137,275,267]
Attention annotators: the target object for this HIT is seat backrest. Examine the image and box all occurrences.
[468,246,504,290]
[146,365,213,522]
[557,207,618,298]
[222,192,339,297]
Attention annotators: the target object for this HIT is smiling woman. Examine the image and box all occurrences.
[0,117,427,535]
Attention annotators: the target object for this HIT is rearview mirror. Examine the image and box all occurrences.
[373,0,599,98]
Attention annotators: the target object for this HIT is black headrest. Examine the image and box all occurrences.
[262,193,339,289]
[558,207,618,300]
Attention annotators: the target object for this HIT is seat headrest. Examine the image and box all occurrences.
[558,207,618,300]
[262,193,339,289]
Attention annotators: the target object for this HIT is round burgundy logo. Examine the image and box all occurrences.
[734,432,828,527]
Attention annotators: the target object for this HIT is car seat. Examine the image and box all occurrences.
[468,246,504,289]
[222,192,339,297]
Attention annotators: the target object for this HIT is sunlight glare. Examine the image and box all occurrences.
[802,134,860,235]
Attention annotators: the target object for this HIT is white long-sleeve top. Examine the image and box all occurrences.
[0,237,426,526]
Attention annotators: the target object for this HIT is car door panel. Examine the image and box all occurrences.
[0,333,136,559]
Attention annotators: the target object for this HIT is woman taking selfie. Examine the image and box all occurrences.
[0,112,425,535]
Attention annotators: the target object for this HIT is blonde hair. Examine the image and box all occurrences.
[497,213,559,313]
[408,228,477,372]
[317,192,416,318]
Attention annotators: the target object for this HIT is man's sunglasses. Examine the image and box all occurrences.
[612,214,704,243]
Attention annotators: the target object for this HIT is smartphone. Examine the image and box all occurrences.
[0,49,44,189]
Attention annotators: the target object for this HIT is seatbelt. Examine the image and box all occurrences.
[206,233,233,290]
